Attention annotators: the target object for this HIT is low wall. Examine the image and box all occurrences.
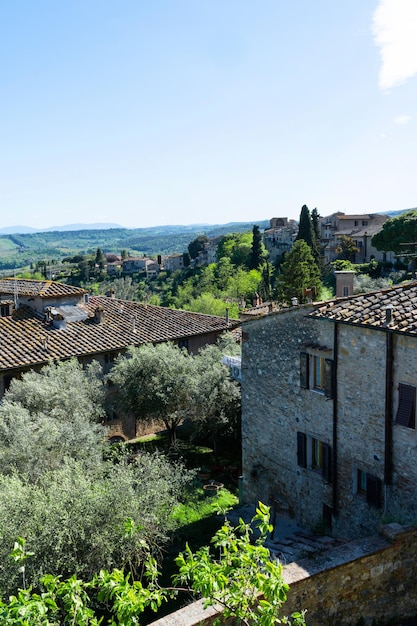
[151,523,417,626]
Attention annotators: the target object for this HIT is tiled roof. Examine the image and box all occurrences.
[0,278,86,298]
[310,281,417,334]
[0,295,239,371]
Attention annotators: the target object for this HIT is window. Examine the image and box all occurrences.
[297,432,307,468]
[362,220,368,226]
[357,469,367,494]
[322,504,333,531]
[178,339,189,351]
[395,383,416,428]
[297,432,332,482]
[313,356,324,391]
[312,437,322,469]
[300,352,334,398]
[354,469,382,508]
[342,286,350,297]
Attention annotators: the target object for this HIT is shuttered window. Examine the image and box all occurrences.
[395,383,416,428]
[297,432,307,468]
[300,352,334,398]
[324,359,334,399]
[322,442,332,482]
[366,474,382,509]
[300,352,309,389]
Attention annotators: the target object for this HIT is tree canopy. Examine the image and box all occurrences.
[188,235,209,260]
[110,343,196,443]
[249,225,264,270]
[278,239,322,304]
[372,210,417,257]
[0,360,192,596]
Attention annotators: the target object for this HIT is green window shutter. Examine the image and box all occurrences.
[324,359,334,398]
[300,352,309,389]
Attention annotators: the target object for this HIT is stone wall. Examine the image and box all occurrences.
[241,304,417,540]
[241,305,335,532]
[150,524,417,626]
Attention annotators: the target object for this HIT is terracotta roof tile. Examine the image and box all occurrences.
[0,295,239,372]
[310,281,417,334]
[0,278,85,298]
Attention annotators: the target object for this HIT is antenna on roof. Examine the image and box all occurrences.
[13,270,18,308]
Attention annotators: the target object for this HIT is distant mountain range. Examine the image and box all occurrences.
[1,208,415,236]
[0,223,124,235]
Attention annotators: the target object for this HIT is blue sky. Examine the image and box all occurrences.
[1,0,416,229]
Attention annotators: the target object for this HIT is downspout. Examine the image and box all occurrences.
[332,322,339,516]
[384,330,393,485]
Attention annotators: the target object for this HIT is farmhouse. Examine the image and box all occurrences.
[0,278,238,439]
[242,280,417,539]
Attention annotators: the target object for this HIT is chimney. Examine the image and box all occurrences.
[385,306,393,326]
[94,306,105,324]
[225,308,229,325]
[106,288,115,299]
[334,271,355,298]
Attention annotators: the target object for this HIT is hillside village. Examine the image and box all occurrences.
[1,209,417,624]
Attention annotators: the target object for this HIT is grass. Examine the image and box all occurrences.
[171,487,238,527]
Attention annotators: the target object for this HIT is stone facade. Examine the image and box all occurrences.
[151,524,417,626]
[241,297,417,539]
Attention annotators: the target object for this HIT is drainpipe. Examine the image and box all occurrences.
[384,330,393,485]
[332,322,339,516]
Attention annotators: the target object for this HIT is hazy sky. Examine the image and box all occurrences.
[1,0,416,229]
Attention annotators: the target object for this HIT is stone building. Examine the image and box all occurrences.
[263,217,298,264]
[242,281,417,539]
[0,278,238,440]
[319,212,392,264]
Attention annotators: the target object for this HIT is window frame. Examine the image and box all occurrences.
[354,469,382,508]
[395,383,416,429]
[300,351,334,399]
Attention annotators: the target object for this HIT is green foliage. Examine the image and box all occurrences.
[372,210,417,255]
[0,362,192,597]
[216,232,253,268]
[278,240,322,304]
[188,235,209,260]
[249,225,265,270]
[335,235,359,261]
[175,502,306,625]
[193,341,241,448]
[0,505,305,625]
[353,274,393,294]
[0,360,106,479]
[111,343,196,443]
[332,259,355,272]
[296,205,314,249]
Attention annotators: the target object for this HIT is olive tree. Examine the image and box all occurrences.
[0,359,106,479]
[110,342,196,443]
[193,338,241,451]
[0,359,193,596]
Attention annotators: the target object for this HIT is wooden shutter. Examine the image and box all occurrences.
[324,359,334,399]
[322,443,332,482]
[297,432,307,468]
[300,352,309,389]
[395,384,416,428]
[366,474,382,509]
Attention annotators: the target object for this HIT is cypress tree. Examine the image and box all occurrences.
[250,225,263,270]
[296,205,314,249]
